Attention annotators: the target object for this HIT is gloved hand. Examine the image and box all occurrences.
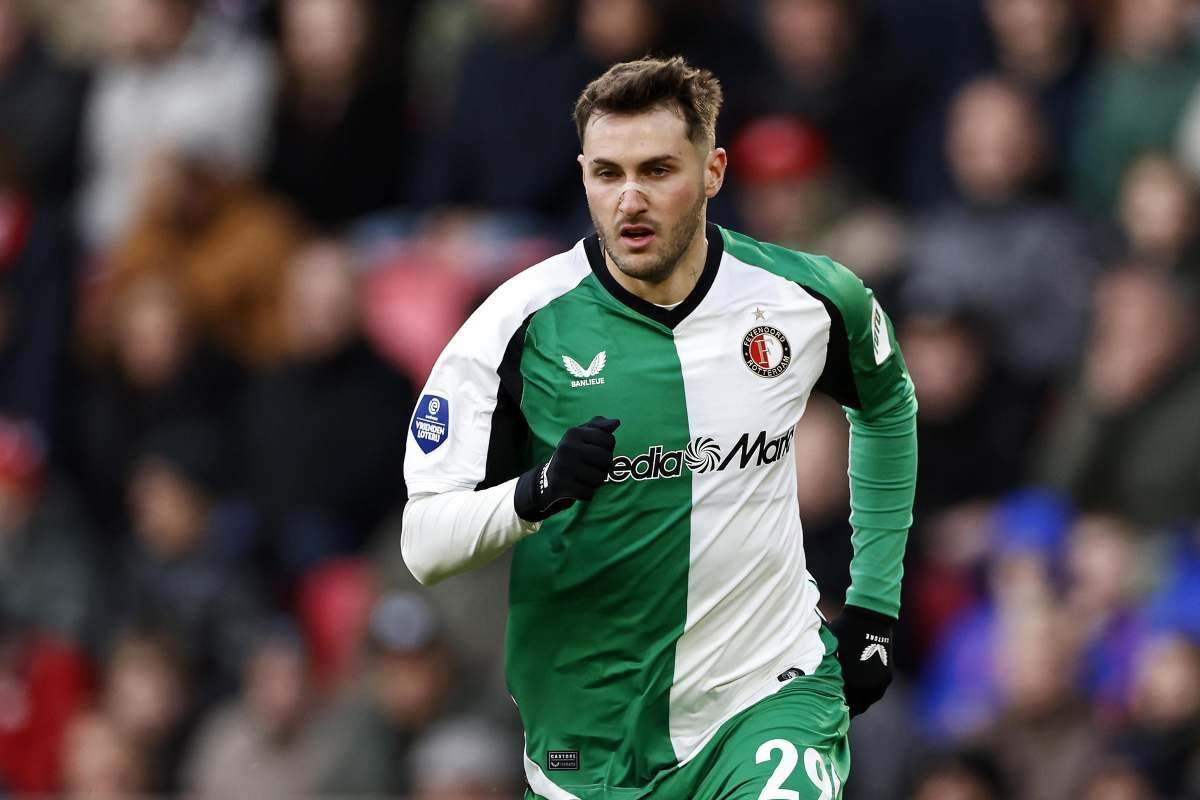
[830,604,895,717]
[514,416,621,522]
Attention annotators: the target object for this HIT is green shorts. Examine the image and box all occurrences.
[526,625,851,800]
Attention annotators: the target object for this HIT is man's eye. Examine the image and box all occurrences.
[649,166,670,177]
[597,170,618,179]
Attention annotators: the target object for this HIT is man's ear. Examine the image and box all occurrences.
[705,147,728,198]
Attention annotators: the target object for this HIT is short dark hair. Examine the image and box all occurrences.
[573,56,723,147]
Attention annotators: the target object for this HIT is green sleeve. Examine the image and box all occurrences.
[714,230,918,618]
[807,257,918,619]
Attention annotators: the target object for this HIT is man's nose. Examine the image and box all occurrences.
[618,183,649,215]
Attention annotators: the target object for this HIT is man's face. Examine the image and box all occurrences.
[947,82,1040,204]
[579,107,724,284]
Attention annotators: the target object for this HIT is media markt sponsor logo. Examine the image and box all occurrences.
[607,428,796,483]
[684,436,721,472]
[561,351,607,388]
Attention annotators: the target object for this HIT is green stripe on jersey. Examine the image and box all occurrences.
[507,272,693,788]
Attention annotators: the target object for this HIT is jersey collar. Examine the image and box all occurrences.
[584,222,724,330]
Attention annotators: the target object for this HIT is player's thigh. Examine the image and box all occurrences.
[704,680,851,800]
[719,733,850,800]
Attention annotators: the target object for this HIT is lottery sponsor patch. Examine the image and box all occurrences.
[411,394,449,454]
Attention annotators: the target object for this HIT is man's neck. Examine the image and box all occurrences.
[604,226,710,307]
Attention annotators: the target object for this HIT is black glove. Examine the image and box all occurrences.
[514,416,621,522]
[830,604,895,717]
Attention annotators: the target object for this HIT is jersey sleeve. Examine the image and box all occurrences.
[400,250,591,585]
[805,256,918,620]
[400,285,540,585]
[404,292,534,497]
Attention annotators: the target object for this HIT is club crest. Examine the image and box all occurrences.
[742,326,792,378]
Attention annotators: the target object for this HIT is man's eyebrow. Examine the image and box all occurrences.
[589,154,681,168]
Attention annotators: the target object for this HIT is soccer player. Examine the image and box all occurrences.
[401,57,917,800]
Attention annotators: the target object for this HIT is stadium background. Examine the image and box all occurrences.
[1,0,1199,797]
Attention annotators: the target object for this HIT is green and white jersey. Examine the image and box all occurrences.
[403,224,916,798]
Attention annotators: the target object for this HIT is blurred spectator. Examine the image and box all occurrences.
[111,424,267,705]
[99,631,188,792]
[264,0,415,230]
[1072,0,1200,214]
[0,417,99,642]
[873,0,991,208]
[1038,267,1200,527]
[59,712,147,800]
[413,0,587,233]
[900,313,1040,518]
[0,141,79,444]
[78,0,276,249]
[982,0,1092,185]
[103,149,304,365]
[1116,153,1199,274]
[1112,633,1200,797]
[895,313,1052,670]
[576,0,661,66]
[730,115,841,249]
[727,114,910,301]
[402,0,482,126]
[973,608,1103,800]
[184,622,324,800]
[817,202,908,292]
[243,239,415,573]
[905,77,1099,383]
[73,271,243,533]
[907,748,1006,800]
[1079,759,1159,800]
[747,0,923,201]
[1065,515,1152,716]
[316,591,455,797]
[0,0,87,203]
[296,558,376,696]
[0,622,92,796]
[919,491,1071,739]
[409,716,523,800]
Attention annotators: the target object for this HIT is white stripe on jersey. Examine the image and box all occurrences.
[668,251,830,761]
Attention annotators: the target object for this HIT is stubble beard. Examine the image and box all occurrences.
[594,191,707,286]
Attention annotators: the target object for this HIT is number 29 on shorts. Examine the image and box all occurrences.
[755,739,843,800]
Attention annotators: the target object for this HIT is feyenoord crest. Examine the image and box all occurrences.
[742,325,792,378]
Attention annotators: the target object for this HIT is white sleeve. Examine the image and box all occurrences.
[400,247,590,583]
[401,479,540,585]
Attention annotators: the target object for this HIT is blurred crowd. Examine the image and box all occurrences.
[2,0,1200,798]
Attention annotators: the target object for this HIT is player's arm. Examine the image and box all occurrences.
[400,288,619,586]
[402,482,539,586]
[807,256,918,715]
[403,416,620,585]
